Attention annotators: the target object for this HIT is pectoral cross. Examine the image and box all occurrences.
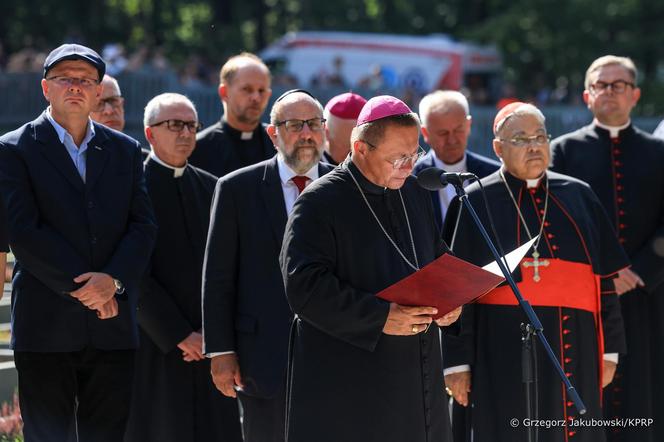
[522,250,550,282]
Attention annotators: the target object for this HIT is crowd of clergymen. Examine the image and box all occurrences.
[0,43,663,442]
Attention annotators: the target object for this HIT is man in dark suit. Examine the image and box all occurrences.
[413,90,500,232]
[202,89,333,442]
[0,44,157,442]
[189,52,274,177]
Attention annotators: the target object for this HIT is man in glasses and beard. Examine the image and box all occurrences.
[202,90,333,442]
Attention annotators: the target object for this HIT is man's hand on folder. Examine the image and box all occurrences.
[383,303,437,335]
[434,306,462,327]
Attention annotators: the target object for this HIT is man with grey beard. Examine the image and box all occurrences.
[202,90,333,442]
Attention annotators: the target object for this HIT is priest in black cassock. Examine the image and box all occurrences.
[551,55,664,442]
[280,95,461,442]
[124,93,242,442]
[0,196,7,296]
[443,102,628,442]
[189,53,275,178]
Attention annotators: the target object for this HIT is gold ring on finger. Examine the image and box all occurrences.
[412,325,418,334]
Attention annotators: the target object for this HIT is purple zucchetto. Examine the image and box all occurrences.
[356,95,413,126]
[325,92,367,120]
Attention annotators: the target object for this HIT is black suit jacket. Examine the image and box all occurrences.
[0,111,157,352]
[412,149,500,231]
[202,156,333,398]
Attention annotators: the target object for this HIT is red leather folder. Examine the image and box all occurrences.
[377,254,505,319]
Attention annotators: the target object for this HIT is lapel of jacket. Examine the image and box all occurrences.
[85,124,110,189]
[260,156,288,248]
[33,112,85,193]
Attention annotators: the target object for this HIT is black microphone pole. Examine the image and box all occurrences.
[448,181,587,440]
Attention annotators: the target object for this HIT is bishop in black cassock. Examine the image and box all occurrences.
[551,56,664,442]
[124,94,242,442]
[280,96,458,442]
[443,103,627,442]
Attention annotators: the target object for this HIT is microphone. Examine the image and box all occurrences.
[416,167,477,190]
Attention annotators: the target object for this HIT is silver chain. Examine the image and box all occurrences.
[347,167,420,271]
[499,169,549,253]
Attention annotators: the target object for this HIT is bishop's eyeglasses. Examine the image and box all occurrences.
[499,134,551,148]
[361,140,426,169]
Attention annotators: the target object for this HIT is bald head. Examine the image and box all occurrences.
[90,74,125,131]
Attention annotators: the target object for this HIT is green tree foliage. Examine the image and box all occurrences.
[2,0,664,112]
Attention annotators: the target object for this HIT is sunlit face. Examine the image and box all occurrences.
[41,60,102,118]
[267,96,325,174]
[421,105,471,164]
[493,114,550,180]
[353,124,421,189]
[90,78,125,131]
[220,62,272,127]
[583,64,640,126]
[145,102,198,167]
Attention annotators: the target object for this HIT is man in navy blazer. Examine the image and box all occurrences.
[202,90,333,442]
[0,44,157,442]
[413,90,500,232]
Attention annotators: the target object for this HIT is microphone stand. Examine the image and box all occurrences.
[450,182,586,442]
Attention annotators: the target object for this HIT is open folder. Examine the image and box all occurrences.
[377,237,537,318]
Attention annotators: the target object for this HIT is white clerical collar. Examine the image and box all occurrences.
[433,152,467,173]
[277,153,319,185]
[241,131,254,140]
[594,118,631,138]
[149,151,187,178]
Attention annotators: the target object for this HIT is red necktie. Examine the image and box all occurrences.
[291,175,308,194]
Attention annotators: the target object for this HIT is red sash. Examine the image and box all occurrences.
[477,258,604,397]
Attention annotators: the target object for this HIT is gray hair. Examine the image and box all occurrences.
[585,55,638,90]
[418,90,469,128]
[143,93,198,127]
[494,103,546,137]
[101,74,121,95]
[269,93,323,124]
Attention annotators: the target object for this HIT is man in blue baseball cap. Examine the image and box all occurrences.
[0,43,157,441]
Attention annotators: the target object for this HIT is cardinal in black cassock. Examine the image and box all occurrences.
[551,57,664,441]
[443,103,628,442]
[280,96,457,442]
[124,95,242,442]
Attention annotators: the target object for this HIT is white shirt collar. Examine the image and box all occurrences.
[45,106,95,146]
[149,151,187,178]
[594,118,631,138]
[277,153,319,185]
[432,152,467,173]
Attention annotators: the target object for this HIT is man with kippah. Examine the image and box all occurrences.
[280,95,461,442]
[443,102,627,442]
[0,44,157,441]
[322,91,367,165]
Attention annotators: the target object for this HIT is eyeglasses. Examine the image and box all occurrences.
[93,96,124,112]
[589,80,635,95]
[275,118,326,133]
[362,140,426,169]
[499,134,551,148]
[46,76,100,89]
[150,119,202,133]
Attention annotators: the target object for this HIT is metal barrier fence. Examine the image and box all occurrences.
[1,72,661,159]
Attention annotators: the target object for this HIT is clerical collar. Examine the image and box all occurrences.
[433,152,467,173]
[594,118,631,138]
[222,117,257,140]
[344,157,387,195]
[149,151,187,178]
[276,153,319,185]
[501,167,545,189]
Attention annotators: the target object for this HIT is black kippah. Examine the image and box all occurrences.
[274,88,317,102]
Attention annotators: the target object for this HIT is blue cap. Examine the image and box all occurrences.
[43,44,105,81]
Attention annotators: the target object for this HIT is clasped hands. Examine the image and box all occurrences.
[69,272,118,319]
[383,303,462,335]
